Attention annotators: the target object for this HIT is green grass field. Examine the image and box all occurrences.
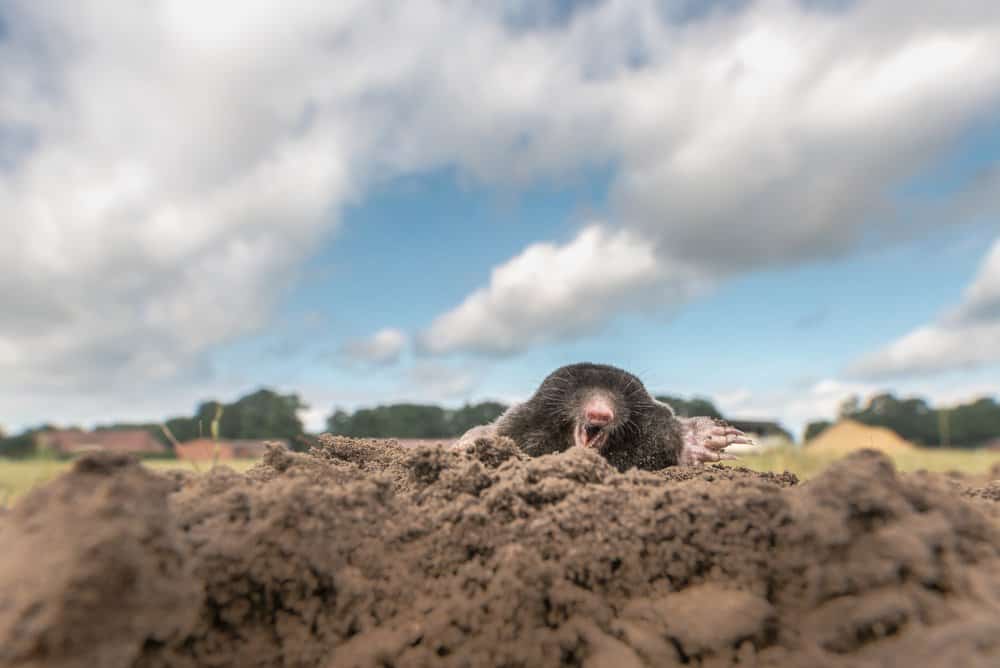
[1,447,998,507]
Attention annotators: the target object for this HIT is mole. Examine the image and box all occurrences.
[454,362,752,471]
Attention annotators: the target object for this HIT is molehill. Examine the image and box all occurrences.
[2,436,999,667]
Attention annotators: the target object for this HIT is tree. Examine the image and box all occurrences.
[833,392,1000,448]
[163,415,200,443]
[803,420,832,442]
[162,400,224,443]
[0,431,37,458]
[838,395,860,418]
[446,402,507,434]
[845,393,938,446]
[164,389,309,450]
[0,424,57,459]
[325,401,509,439]
[946,398,1000,447]
[328,404,449,438]
[655,395,724,419]
[326,409,353,436]
[223,389,307,443]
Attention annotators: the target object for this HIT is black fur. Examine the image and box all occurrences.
[494,362,684,471]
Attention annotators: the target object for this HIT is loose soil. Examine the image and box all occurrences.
[2,435,999,667]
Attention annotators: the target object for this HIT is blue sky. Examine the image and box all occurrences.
[212,166,999,435]
[2,0,999,438]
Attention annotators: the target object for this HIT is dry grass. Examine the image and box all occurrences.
[0,457,260,507]
[726,446,1000,480]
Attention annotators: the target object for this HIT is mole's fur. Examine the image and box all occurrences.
[456,363,748,471]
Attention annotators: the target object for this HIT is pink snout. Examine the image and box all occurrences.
[584,401,614,426]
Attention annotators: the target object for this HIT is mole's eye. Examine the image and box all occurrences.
[585,424,601,438]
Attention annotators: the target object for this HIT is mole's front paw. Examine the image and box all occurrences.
[678,417,754,465]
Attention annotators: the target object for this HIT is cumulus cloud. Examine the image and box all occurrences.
[418,224,710,355]
[849,239,1000,378]
[339,328,407,366]
[415,0,1000,355]
[0,0,627,404]
[947,238,1000,325]
[0,0,367,398]
[2,0,1000,424]
[615,4,1000,270]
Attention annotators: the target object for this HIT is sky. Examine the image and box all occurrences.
[2,0,1000,439]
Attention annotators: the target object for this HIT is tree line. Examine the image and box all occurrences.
[3,387,999,458]
[324,401,505,438]
[0,389,726,457]
[804,392,1000,448]
[0,389,311,458]
[325,394,733,437]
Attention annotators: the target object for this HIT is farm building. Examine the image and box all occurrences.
[36,429,167,455]
[175,438,289,460]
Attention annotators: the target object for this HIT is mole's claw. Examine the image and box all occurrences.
[705,436,727,449]
[701,449,722,464]
[705,434,752,450]
[679,415,753,465]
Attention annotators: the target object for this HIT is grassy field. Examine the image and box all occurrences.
[723,447,1000,480]
[0,457,260,507]
[2,447,998,507]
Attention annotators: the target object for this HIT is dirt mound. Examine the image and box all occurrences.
[806,419,917,454]
[2,437,1000,667]
[0,453,199,668]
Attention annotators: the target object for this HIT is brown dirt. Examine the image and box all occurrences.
[2,436,1000,668]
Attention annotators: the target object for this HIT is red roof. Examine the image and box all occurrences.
[39,429,167,454]
[175,438,288,460]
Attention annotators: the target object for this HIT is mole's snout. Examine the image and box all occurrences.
[575,396,615,452]
[584,405,613,427]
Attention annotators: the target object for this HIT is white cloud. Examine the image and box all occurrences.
[947,239,1000,324]
[415,0,1000,355]
[0,0,369,400]
[850,322,1000,378]
[717,378,878,439]
[405,362,479,401]
[850,238,1000,378]
[339,328,408,366]
[298,406,331,435]
[2,0,1000,425]
[417,224,711,355]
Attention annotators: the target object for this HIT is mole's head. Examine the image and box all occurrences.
[532,362,657,453]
